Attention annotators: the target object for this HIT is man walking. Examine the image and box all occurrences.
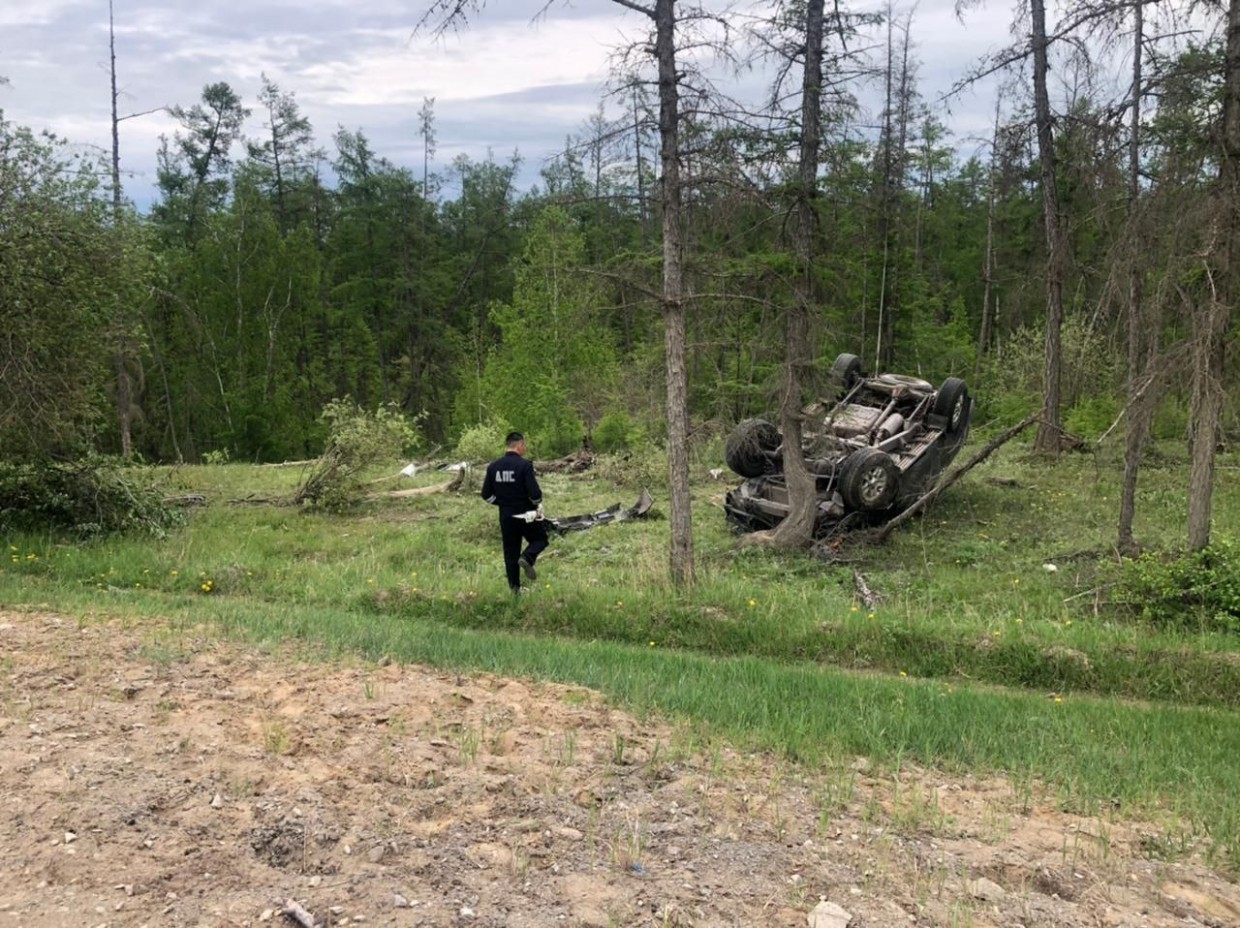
[481,431,549,594]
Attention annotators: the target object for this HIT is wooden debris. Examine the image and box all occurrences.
[875,411,1040,542]
[536,450,595,474]
[161,494,207,506]
[852,569,883,609]
[374,468,466,499]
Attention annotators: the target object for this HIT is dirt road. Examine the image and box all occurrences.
[1,609,1237,927]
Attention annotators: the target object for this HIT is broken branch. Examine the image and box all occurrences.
[875,412,1041,542]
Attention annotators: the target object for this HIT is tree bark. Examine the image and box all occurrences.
[1030,0,1067,455]
[1188,0,1240,550]
[654,0,695,587]
[977,98,1001,376]
[772,0,825,547]
[1117,0,1149,555]
[109,0,133,458]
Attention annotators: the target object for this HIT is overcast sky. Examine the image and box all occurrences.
[0,0,1018,207]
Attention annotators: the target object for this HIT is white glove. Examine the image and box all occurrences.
[513,510,539,523]
[535,503,545,521]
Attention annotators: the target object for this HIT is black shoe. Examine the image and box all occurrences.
[518,556,537,581]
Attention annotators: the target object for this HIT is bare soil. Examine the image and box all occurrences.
[2,609,1238,927]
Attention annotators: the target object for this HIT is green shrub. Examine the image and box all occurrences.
[1152,396,1189,442]
[594,410,644,453]
[1108,539,1240,634]
[0,456,185,537]
[294,399,421,509]
[1065,395,1121,440]
[594,445,668,490]
[454,423,507,463]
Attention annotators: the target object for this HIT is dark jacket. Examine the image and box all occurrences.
[481,451,542,514]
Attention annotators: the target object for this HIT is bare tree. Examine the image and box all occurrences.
[976,97,1002,374]
[770,0,827,547]
[1028,0,1069,454]
[418,0,702,587]
[1188,0,1240,550]
[1117,0,1151,554]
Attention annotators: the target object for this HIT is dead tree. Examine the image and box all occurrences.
[772,0,827,548]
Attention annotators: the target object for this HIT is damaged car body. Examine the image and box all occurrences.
[723,354,971,537]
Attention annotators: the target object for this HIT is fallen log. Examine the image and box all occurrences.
[537,449,596,475]
[162,494,207,507]
[373,469,465,499]
[874,411,1041,543]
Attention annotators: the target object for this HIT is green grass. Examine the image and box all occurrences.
[2,441,1239,866]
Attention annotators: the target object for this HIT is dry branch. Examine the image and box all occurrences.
[875,412,1041,542]
[852,569,883,609]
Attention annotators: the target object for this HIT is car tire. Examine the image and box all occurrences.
[725,418,781,478]
[830,353,864,399]
[932,377,969,434]
[839,447,899,511]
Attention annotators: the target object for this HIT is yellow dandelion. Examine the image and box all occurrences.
[649,640,656,647]
[747,599,757,607]
[616,600,624,607]
[899,671,908,678]
[850,605,860,613]
[1054,696,1063,704]
[867,612,876,620]
[170,569,179,576]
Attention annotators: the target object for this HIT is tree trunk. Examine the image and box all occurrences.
[1117,0,1149,555]
[1031,0,1067,455]
[977,98,1000,375]
[1188,0,1240,550]
[772,0,825,547]
[108,0,134,458]
[655,0,694,587]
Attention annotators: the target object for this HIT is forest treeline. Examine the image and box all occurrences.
[1,2,1237,538]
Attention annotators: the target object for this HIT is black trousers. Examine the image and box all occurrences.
[499,512,549,590]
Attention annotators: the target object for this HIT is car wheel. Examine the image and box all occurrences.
[725,418,781,478]
[830,353,864,399]
[839,447,899,511]
[932,377,969,434]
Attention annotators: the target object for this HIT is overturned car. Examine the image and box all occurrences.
[723,354,971,537]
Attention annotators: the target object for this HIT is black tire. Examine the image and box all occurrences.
[838,447,899,511]
[830,353,864,399]
[932,377,969,434]
[725,418,781,478]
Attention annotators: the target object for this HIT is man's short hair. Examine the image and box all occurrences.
[505,431,525,447]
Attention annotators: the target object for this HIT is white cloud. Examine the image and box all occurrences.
[0,0,1019,206]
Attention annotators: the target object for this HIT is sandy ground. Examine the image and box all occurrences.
[1,608,1238,928]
